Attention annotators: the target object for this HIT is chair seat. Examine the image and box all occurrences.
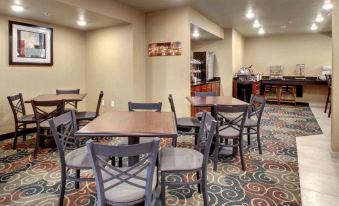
[218,127,241,138]
[160,147,203,171]
[177,117,200,128]
[244,117,258,127]
[40,119,52,128]
[76,111,96,121]
[18,114,35,123]
[65,146,92,169]
[102,166,157,203]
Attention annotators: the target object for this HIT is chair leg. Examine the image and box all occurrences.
[111,157,116,166]
[325,88,330,113]
[23,124,27,141]
[247,127,250,146]
[201,169,208,206]
[256,126,262,155]
[75,169,80,189]
[239,137,246,171]
[197,171,201,193]
[59,167,66,206]
[34,133,41,158]
[161,172,166,206]
[118,157,123,167]
[12,128,19,150]
[213,139,219,171]
[328,104,331,118]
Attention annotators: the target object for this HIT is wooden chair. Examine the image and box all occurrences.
[31,100,65,158]
[86,138,159,206]
[49,110,95,206]
[264,85,279,103]
[168,94,200,146]
[243,95,266,154]
[56,89,80,110]
[160,112,217,206]
[76,91,104,123]
[324,74,332,117]
[279,85,296,105]
[213,105,248,171]
[7,93,35,149]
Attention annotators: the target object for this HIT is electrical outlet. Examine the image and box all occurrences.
[111,100,115,107]
[101,100,105,106]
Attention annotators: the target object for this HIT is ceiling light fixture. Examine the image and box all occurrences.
[258,28,265,35]
[77,20,87,26]
[310,23,318,31]
[245,10,255,19]
[323,0,333,10]
[192,30,200,38]
[315,14,324,22]
[11,5,24,12]
[253,20,260,28]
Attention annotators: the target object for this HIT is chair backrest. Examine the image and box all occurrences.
[196,112,217,170]
[168,94,178,126]
[248,95,266,124]
[56,89,80,109]
[215,104,248,136]
[325,74,332,87]
[128,102,162,112]
[7,93,26,122]
[86,138,160,206]
[31,100,65,128]
[95,91,104,117]
[48,110,78,168]
[194,92,217,97]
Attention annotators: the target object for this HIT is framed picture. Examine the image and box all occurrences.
[9,21,53,66]
[148,41,182,57]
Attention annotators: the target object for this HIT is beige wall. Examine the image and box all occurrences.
[244,33,331,103]
[86,24,134,112]
[0,15,86,134]
[332,0,339,152]
[191,29,233,96]
[244,33,332,76]
[232,29,245,73]
[146,7,191,116]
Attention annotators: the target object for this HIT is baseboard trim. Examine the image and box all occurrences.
[0,128,36,141]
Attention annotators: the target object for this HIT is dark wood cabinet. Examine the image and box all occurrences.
[190,80,220,117]
[232,79,261,102]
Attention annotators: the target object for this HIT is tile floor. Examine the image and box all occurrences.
[297,104,339,205]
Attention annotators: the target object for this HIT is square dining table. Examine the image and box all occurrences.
[186,96,248,117]
[75,111,177,165]
[25,93,87,102]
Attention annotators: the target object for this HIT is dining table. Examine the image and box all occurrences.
[75,111,178,166]
[25,93,87,103]
[186,96,248,117]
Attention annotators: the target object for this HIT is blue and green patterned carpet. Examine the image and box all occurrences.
[0,104,322,205]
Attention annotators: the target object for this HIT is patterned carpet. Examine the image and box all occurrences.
[0,104,322,206]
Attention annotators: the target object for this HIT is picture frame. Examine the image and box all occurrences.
[148,41,182,57]
[9,21,53,66]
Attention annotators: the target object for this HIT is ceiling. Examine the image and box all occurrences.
[0,0,126,30]
[117,0,332,36]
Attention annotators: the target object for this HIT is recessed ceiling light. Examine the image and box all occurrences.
[11,5,24,12]
[192,30,200,38]
[77,20,87,26]
[258,28,265,35]
[323,1,333,10]
[245,10,255,19]
[280,25,287,29]
[311,23,318,31]
[315,14,324,22]
[253,20,260,28]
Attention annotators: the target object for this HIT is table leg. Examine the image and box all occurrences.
[128,137,140,166]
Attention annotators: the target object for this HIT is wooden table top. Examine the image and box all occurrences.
[27,93,87,102]
[186,96,248,107]
[75,111,177,137]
